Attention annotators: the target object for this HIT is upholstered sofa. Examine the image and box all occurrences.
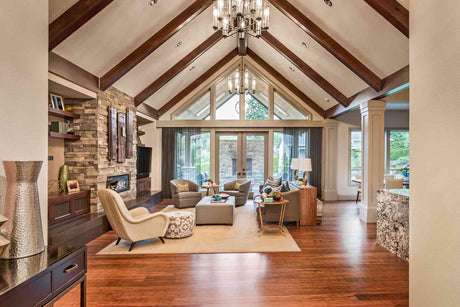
[170,179,202,209]
[220,179,251,207]
[255,183,323,225]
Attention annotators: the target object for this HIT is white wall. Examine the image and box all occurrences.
[410,1,460,306]
[139,122,162,191]
[336,121,358,200]
[0,1,49,242]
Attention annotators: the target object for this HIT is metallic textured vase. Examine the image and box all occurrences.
[1,161,44,259]
[59,164,70,193]
[0,215,10,256]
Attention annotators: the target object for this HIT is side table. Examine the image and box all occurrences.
[201,183,219,196]
[255,199,289,235]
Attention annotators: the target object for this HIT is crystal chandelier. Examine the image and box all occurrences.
[228,66,256,95]
[213,0,270,39]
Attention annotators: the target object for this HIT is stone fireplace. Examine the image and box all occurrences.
[107,174,130,193]
[65,87,137,211]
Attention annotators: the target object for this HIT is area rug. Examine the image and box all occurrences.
[97,202,300,255]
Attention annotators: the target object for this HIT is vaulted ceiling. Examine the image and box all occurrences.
[49,0,409,119]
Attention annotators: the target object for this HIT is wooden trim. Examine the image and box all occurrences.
[49,0,114,51]
[136,104,159,120]
[158,49,239,117]
[268,0,383,91]
[261,32,351,107]
[156,119,325,128]
[364,0,409,38]
[326,65,409,118]
[49,52,99,92]
[100,0,213,90]
[247,48,326,118]
[135,31,223,106]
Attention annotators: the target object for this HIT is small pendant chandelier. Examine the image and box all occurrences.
[228,66,256,95]
[213,0,270,39]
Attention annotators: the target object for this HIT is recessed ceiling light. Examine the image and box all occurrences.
[324,0,333,7]
[325,98,330,102]
[189,66,196,72]
[289,66,295,72]
[176,41,183,48]
[302,42,308,48]
[149,0,158,6]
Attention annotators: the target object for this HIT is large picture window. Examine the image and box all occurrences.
[273,129,308,181]
[175,129,211,186]
[386,130,409,176]
[349,129,362,183]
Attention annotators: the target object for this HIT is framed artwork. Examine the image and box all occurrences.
[126,109,134,159]
[50,94,65,110]
[117,112,126,163]
[67,180,80,194]
[108,107,117,161]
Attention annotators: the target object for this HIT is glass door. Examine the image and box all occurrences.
[216,132,268,193]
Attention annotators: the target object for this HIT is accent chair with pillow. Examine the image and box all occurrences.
[170,179,202,209]
[98,189,170,251]
[221,179,251,207]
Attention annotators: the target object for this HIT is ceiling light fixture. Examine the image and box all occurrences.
[189,66,196,72]
[228,66,256,95]
[149,0,158,5]
[176,41,183,48]
[289,66,295,72]
[302,41,308,48]
[213,0,270,40]
[323,0,333,7]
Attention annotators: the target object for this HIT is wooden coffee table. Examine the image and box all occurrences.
[254,198,289,235]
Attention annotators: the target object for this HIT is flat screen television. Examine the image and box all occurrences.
[136,146,152,179]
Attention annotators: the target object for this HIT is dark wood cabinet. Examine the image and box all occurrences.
[136,177,151,196]
[0,245,87,306]
[49,190,90,225]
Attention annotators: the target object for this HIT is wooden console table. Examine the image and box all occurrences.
[298,185,317,226]
[0,245,87,306]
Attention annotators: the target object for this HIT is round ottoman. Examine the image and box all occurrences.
[164,211,195,239]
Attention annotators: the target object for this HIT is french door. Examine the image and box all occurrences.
[216,132,268,193]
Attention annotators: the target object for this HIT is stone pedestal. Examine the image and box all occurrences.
[359,100,386,223]
[322,119,338,201]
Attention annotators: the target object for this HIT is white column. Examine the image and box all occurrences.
[322,119,338,201]
[359,100,386,223]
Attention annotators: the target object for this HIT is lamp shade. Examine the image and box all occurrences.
[290,158,299,170]
[298,158,312,172]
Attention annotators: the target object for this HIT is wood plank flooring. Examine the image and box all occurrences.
[55,201,408,306]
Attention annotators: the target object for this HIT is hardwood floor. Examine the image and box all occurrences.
[55,201,408,306]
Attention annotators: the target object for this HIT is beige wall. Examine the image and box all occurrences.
[139,122,162,191]
[0,1,49,241]
[410,1,460,306]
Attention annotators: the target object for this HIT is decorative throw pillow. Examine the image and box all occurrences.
[266,176,282,188]
[280,181,291,193]
[234,181,241,190]
[177,183,189,193]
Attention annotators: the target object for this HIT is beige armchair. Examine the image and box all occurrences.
[98,189,170,251]
[221,179,251,207]
[170,179,202,208]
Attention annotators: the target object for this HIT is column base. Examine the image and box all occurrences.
[322,189,338,201]
[359,202,377,223]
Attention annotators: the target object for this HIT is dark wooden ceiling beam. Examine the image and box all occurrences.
[135,31,222,106]
[262,32,351,107]
[49,0,114,51]
[137,104,159,120]
[247,49,326,118]
[364,0,409,38]
[268,0,383,91]
[158,49,238,117]
[100,0,213,91]
[325,65,409,118]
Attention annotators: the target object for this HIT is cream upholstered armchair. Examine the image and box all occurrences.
[170,179,202,208]
[98,189,169,251]
[221,179,251,207]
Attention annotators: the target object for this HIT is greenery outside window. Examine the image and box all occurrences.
[385,130,409,176]
[349,129,362,184]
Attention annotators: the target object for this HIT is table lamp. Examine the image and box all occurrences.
[290,158,299,181]
[298,158,312,185]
